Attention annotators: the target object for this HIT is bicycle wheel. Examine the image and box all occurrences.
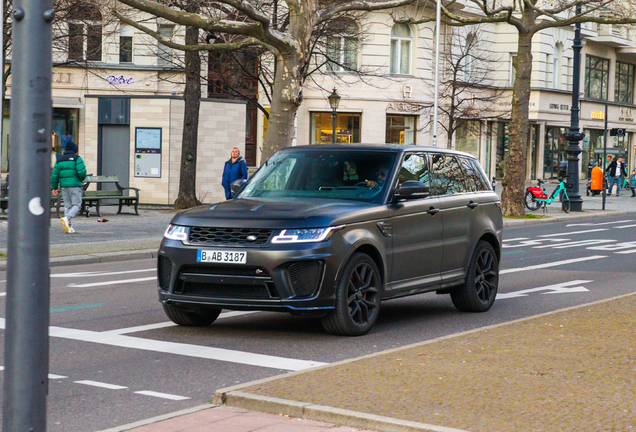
[562,199,570,213]
[525,191,541,211]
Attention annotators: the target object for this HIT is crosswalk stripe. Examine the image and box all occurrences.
[74,380,128,390]
[134,390,190,401]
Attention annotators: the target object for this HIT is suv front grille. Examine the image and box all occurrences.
[180,265,270,278]
[188,227,272,246]
[288,261,324,298]
[175,264,278,299]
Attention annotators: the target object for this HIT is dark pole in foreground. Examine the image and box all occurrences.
[564,7,584,211]
[3,0,53,430]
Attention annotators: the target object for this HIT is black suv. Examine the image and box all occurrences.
[158,145,503,336]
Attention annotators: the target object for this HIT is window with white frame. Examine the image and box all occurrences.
[157,24,174,66]
[67,2,102,62]
[509,54,517,87]
[326,20,358,72]
[553,44,562,89]
[119,24,133,63]
[390,24,411,75]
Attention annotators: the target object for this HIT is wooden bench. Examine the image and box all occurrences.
[1,176,63,216]
[80,175,140,217]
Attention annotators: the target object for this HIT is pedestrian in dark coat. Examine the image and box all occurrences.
[222,147,248,199]
[51,141,87,233]
[606,156,628,196]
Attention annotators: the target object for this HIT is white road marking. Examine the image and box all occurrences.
[616,249,636,254]
[587,241,636,251]
[68,276,156,288]
[502,238,529,242]
[74,380,128,390]
[106,311,259,335]
[497,280,592,300]
[48,374,68,379]
[566,220,633,227]
[614,224,636,229]
[0,292,5,297]
[500,255,608,274]
[52,269,155,278]
[533,239,615,249]
[134,390,190,401]
[539,228,608,237]
[502,238,569,248]
[0,318,325,371]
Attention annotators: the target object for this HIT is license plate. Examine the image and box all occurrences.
[197,250,247,264]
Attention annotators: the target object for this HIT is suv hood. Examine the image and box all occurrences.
[172,198,385,229]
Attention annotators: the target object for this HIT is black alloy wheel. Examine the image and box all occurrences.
[562,199,571,213]
[525,191,542,211]
[322,252,382,336]
[162,304,222,326]
[451,241,499,312]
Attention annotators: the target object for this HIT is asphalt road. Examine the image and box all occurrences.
[1,214,636,431]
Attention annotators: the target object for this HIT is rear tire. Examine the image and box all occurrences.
[321,252,382,336]
[525,191,541,211]
[562,199,571,213]
[451,241,498,312]
[162,304,221,326]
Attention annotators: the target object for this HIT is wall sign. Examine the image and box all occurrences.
[106,75,134,85]
[387,102,426,112]
[134,127,162,178]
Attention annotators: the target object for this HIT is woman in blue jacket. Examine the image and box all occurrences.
[222,147,248,199]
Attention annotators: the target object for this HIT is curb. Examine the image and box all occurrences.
[502,210,630,227]
[212,291,636,432]
[0,249,158,271]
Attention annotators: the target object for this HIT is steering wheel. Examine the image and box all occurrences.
[354,181,369,187]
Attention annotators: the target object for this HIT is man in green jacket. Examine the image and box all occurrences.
[51,141,87,233]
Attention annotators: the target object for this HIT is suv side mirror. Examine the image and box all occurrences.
[230,178,248,196]
[394,180,429,200]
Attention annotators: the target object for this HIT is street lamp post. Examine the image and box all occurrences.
[328,88,340,144]
[564,6,584,212]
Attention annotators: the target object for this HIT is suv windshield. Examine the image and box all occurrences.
[237,150,398,203]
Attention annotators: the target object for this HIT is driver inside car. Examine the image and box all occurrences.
[365,165,389,189]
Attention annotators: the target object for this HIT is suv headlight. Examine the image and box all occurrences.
[271,226,345,244]
[164,224,189,241]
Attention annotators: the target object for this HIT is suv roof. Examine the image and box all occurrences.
[280,144,477,158]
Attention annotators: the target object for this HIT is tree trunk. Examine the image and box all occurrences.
[261,53,304,162]
[501,32,533,217]
[174,24,202,210]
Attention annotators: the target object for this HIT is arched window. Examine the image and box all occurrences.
[326,18,359,72]
[390,24,411,75]
[67,2,102,62]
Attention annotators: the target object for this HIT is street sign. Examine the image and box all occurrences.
[610,128,625,137]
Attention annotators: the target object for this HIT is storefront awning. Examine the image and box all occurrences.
[52,97,83,109]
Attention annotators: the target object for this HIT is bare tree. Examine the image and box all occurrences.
[420,25,508,148]
[403,0,636,216]
[115,0,422,162]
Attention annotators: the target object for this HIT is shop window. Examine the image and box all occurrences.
[326,19,358,72]
[543,127,569,179]
[495,123,509,178]
[311,112,361,144]
[390,24,411,75]
[585,55,609,100]
[157,25,174,66]
[615,62,635,103]
[386,115,415,144]
[455,120,480,158]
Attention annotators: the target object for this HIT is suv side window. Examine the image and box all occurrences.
[430,153,468,195]
[397,152,431,189]
[459,156,489,192]
[470,159,492,191]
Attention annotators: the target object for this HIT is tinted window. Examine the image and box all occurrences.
[430,154,468,195]
[459,156,489,192]
[470,159,492,191]
[397,153,431,188]
[238,150,397,203]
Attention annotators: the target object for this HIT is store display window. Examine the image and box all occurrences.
[311,112,361,144]
[386,115,416,144]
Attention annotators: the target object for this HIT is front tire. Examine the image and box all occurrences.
[321,253,382,336]
[562,199,571,213]
[162,304,221,326]
[451,241,498,312]
[525,191,541,211]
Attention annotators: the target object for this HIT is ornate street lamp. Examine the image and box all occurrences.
[328,88,341,144]
[564,6,584,211]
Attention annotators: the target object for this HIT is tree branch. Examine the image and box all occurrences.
[318,0,421,23]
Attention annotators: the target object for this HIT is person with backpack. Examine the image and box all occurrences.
[606,156,628,196]
[51,141,87,233]
[221,147,248,199]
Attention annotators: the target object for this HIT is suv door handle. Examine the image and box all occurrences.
[427,207,439,215]
[467,201,479,209]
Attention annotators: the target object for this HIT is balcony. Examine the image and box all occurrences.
[588,23,632,47]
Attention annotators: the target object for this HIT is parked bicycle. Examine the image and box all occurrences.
[525,178,570,213]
